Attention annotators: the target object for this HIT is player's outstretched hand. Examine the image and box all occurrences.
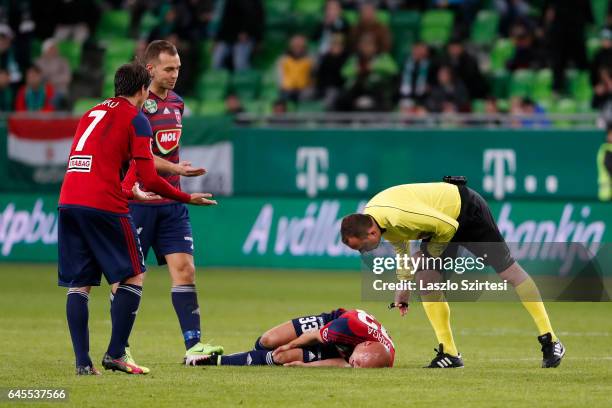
[132,182,162,201]
[189,193,217,206]
[393,289,410,317]
[177,161,206,177]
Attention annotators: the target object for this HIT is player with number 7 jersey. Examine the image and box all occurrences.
[57,62,217,376]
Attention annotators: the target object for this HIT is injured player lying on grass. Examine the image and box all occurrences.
[189,308,395,368]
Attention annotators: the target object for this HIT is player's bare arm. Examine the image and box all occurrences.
[284,358,350,368]
[272,329,322,357]
[153,155,206,177]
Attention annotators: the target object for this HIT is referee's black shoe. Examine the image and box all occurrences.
[538,333,565,368]
[425,344,464,368]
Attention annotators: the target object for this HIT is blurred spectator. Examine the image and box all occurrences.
[175,0,215,42]
[15,65,54,112]
[348,1,391,53]
[225,93,244,114]
[211,0,264,71]
[53,0,100,44]
[506,22,544,71]
[272,98,288,114]
[425,65,469,113]
[591,28,612,86]
[0,69,13,111]
[0,25,22,86]
[445,38,487,99]
[316,34,349,109]
[2,1,36,71]
[592,67,612,110]
[278,34,314,103]
[510,96,550,128]
[36,38,71,110]
[313,0,351,56]
[495,0,531,36]
[543,0,592,92]
[399,42,437,106]
[336,33,398,111]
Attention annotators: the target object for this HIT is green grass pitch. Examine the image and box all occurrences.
[0,264,611,407]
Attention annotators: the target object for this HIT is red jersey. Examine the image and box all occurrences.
[124,90,184,205]
[319,309,395,365]
[59,97,154,214]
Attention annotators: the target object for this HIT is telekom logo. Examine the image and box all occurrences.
[296,147,329,197]
[483,149,516,200]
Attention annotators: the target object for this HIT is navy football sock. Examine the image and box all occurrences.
[107,284,142,359]
[109,291,129,348]
[253,336,271,350]
[220,350,276,366]
[66,290,92,367]
[171,285,201,349]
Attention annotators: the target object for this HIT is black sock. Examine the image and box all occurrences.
[109,291,129,348]
[107,284,142,359]
[171,285,201,349]
[66,289,91,367]
[220,350,275,366]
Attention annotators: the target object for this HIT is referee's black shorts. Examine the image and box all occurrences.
[444,185,515,273]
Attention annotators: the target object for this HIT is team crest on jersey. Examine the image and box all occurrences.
[155,128,182,154]
[174,109,182,124]
[144,99,157,113]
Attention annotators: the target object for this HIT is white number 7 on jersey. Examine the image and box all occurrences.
[75,110,107,152]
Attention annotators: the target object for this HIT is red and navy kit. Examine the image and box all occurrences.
[57,97,189,287]
[319,309,396,365]
[123,90,194,266]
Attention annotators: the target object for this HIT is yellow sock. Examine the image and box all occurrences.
[515,276,558,341]
[422,292,458,356]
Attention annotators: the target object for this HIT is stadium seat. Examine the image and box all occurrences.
[97,10,130,39]
[266,0,293,28]
[568,70,592,102]
[490,39,514,71]
[587,37,601,61]
[182,98,200,115]
[471,99,486,113]
[243,99,263,114]
[293,0,324,16]
[253,30,286,69]
[73,98,100,114]
[58,40,82,71]
[30,39,42,59]
[490,70,510,98]
[196,70,230,100]
[391,11,420,61]
[139,12,159,37]
[296,100,325,113]
[230,70,261,100]
[343,10,390,26]
[104,38,136,62]
[592,0,608,27]
[199,100,227,115]
[532,69,553,101]
[553,98,577,128]
[509,69,535,98]
[471,10,499,47]
[419,10,453,46]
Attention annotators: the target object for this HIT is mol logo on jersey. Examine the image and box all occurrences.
[155,128,182,154]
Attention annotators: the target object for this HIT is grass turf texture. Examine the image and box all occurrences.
[0,264,611,407]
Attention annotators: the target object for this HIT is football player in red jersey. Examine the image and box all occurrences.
[119,40,223,366]
[58,62,217,376]
[192,308,394,368]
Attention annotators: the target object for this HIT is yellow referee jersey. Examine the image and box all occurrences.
[363,183,462,279]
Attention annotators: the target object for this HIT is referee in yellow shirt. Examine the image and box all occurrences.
[341,179,565,368]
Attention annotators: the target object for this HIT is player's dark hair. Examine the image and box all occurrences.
[144,40,178,64]
[114,62,151,97]
[341,214,373,242]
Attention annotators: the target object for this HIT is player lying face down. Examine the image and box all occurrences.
[190,308,394,368]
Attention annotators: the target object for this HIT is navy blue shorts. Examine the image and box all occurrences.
[128,203,193,266]
[291,309,346,363]
[57,206,146,287]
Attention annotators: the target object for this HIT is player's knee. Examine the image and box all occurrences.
[171,261,195,285]
[123,272,145,286]
[259,331,278,349]
[271,350,293,365]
